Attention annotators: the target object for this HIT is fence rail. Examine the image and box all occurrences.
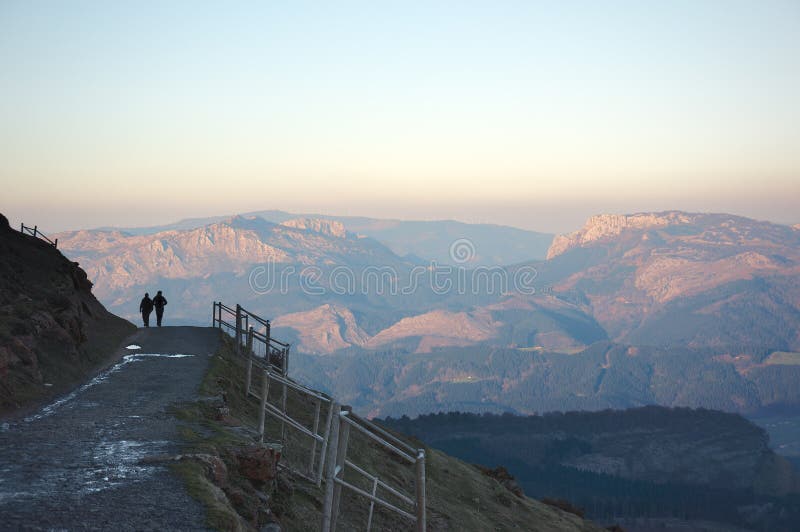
[19,223,57,248]
[211,301,427,531]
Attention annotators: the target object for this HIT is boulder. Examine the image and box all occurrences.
[237,445,280,483]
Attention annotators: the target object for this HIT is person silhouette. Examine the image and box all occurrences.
[139,293,154,327]
[152,290,168,327]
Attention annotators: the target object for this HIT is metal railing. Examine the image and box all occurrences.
[322,406,426,532]
[214,301,328,483]
[20,223,57,248]
[212,301,289,374]
[248,364,334,484]
[211,301,426,531]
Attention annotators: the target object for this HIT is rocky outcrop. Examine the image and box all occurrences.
[541,211,800,349]
[274,306,502,355]
[0,212,135,415]
[279,218,347,238]
[272,304,369,354]
[366,309,500,353]
[547,211,698,259]
[235,445,280,484]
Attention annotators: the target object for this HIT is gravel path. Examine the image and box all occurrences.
[0,326,220,531]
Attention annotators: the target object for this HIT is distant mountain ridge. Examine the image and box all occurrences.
[92,209,554,266]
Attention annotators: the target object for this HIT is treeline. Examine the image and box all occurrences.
[382,405,766,441]
[525,464,800,532]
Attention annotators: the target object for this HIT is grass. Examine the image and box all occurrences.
[171,459,245,531]
[765,351,800,366]
[174,331,604,531]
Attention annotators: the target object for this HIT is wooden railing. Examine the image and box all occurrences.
[20,223,57,248]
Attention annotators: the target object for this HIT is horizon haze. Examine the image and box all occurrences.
[2,1,799,232]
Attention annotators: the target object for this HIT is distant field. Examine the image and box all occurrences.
[765,351,800,365]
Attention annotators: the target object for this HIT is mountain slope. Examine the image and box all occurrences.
[537,211,800,349]
[0,213,135,416]
[179,333,607,531]
[56,215,415,324]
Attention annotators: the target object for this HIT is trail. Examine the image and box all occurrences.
[0,326,219,531]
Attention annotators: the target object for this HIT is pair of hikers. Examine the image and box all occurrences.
[139,291,168,327]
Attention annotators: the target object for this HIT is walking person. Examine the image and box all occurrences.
[152,290,168,327]
[139,292,154,327]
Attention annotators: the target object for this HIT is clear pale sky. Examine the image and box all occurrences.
[1,1,798,234]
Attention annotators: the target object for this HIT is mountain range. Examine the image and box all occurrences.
[54,210,800,418]
[92,209,554,266]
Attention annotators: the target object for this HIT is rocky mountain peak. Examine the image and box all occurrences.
[547,211,699,259]
[280,218,347,238]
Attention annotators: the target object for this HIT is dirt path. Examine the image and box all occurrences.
[0,326,220,531]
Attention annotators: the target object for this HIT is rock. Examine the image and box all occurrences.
[547,212,696,259]
[0,346,20,378]
[280,217,347,238]
[198,454,229,487]
[236,445,279,483]
[149,453,228,486]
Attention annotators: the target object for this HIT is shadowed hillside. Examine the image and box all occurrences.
[0,213,135,416]
[382,408,800,531]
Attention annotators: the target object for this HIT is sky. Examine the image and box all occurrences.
[1,0,798,234]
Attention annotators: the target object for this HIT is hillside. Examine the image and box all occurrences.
[382,408,800,531]
[0,213,135,416]
[291,343,778,418]
[173,334,607,531]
